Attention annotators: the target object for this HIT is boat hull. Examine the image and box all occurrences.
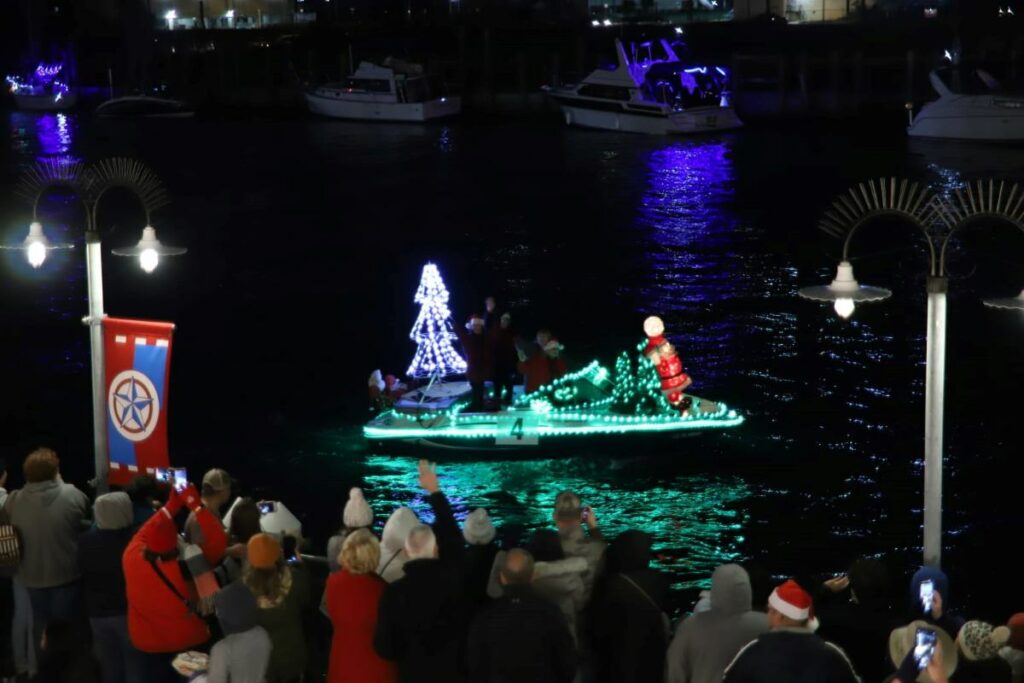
[908,98,1024,141]
[554,100,742,135]
[305,92,461,122]
[14,93,77,111]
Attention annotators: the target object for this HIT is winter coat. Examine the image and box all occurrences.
[467,583,576,683]
[4,480,90,588]
[123,507,228,653]
[184,507,225,564]
[518,352,568,394]
[815,594,897,683]
[952,657,1012,683]
[326,570,396,683]
[373,492,469,683]
[463,542,499,610]
[253,566,310,683]
[488,327,518,376]
[458,330,491,383]
[908,566,965,637]
[77,526,134,618]
[486,552,588,642]
[666,564,769,683]
[722,628,861,683]
[206,626,271,683]
[591,568,672,683]
[558,525,606,603]
[1000,646,1024,683]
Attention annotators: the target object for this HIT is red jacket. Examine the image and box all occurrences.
[326,570,397,683]
[458,329,491,383]
[518,353,568,394]
[123,507,227,653]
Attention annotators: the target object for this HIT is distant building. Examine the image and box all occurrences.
[732,0,875,20]
[150,0,301,28]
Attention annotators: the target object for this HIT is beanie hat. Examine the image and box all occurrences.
[143,509,180,554]
[215,582,259,636]
[94,491,133,530]
[343,487,374,529]
[957,620,1011,661]
[247,532,282,569]
[889,621,958,683]
[1008,613,1024,650]
[462,508,496,545]
[381,507,420,553]
[768,579,817,629]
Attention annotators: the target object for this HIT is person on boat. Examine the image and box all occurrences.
[517,330,567,395]
[458,314,491,412]
[489,312,518,406]
[483,296,498,329]
[369,370,387,411]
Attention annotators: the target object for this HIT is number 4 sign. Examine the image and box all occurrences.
[495,415,539,446]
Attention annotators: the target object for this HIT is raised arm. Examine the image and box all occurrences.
[419,460,463,564]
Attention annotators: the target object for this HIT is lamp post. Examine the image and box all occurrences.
[1,159,185,492]
[801,178,1024,568]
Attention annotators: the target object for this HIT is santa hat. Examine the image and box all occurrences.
[467,313,484,327]
[543,338,563,353]
[769,579,818,629]
[368,370,385,392]
[462,508,496,545]
[143,508,180,554]
[343,487,374,529]
[1008,613,1024,650]
[643,316,667,354]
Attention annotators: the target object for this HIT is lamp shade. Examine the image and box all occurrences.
[111,226,187,257]
[798,261,892,303]
[982,289,1024,311]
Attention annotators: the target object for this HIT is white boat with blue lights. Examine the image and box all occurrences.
[363,359,743,452]
[7,62,76,111]
[543,39,741,135]
[305,58,460,122]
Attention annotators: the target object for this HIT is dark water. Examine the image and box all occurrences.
[2,109,1023,618]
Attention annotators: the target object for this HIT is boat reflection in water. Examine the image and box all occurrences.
[361,454,750,591]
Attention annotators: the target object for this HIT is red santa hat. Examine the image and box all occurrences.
[769,579,818,630]
[643,316,668,354]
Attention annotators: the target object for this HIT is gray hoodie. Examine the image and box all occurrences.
[5,479,90,588]
[665,564,770,683]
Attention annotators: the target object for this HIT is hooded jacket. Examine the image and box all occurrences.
[5,479,90,588]
[666,564,770,683]
[377,508,419,584]
[722,627,860,683]
[123,506,227,653]
[909,567,965,637]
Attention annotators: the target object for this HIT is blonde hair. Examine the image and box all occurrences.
[340,529,381,575]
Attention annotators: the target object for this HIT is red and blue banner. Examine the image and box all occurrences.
[103,318,175,486]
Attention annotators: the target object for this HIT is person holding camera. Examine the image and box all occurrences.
[243,533,310,683]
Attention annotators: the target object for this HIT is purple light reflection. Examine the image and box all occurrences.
[35,113,76,159]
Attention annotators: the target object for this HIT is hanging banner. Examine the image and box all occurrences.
[103,317,175,486]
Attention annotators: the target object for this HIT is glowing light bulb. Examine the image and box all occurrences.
[834,298,855,319]
[27,240,47,268]
[140,248,159,273]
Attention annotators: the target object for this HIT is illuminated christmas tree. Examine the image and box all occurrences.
[407,263,467,379]
[611,351,673,416]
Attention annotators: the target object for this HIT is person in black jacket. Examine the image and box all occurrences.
[374,460,470,683]
[815,558,899,683]
[591,530,671,683]
[461,507,498,611]
[723,579,860,683]
[467,548,576,683]
[77,492,145,683]
[35,619,101,683]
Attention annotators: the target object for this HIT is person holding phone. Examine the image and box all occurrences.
[909,567,964,637]
[888,622,955,683]
[552,491,605,604]
[183,469,232,564]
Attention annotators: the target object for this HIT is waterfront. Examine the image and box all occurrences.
[2,109,1023,617]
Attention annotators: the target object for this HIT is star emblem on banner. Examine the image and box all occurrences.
[108,370,161,442]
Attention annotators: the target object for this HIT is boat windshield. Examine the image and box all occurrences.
[933,67,1006,95]
[642,64,730,108]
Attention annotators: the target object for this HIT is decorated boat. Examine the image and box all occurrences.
[7,62,76,111]
[363,263,743,451]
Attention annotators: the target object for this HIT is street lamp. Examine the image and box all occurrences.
[2,158,185,492]
[800,177,1024,568]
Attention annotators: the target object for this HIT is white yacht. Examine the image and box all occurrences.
[907,68,1024,141]
[305,59,461,122]
[543,39,742,135]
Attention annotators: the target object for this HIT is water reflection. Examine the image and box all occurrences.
[7,111,79,164]
[360,454,749,591]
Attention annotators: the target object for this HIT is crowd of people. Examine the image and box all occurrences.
[0,447,1022,683]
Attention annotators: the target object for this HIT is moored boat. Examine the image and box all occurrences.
[95,96,193,118]
[7,63,76,111]
[543,39,741,135]
[305,58,460,122]
[907,67,1024,141]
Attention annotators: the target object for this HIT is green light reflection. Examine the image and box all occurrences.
[360,454,750,593]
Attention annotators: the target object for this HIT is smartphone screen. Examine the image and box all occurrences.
[172,468,187,492]
[920,579,934,614]
[258,501,275,515]
[282,535,299,564]
[914,627,937,670]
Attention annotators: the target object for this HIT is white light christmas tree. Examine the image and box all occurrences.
[407,263,467,379]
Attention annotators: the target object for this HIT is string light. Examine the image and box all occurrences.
[406,262,467,378]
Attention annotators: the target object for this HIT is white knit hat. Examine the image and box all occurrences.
[462,507,496,545]
[343,487,374,528]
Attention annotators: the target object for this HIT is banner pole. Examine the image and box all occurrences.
[84,231,109,494]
